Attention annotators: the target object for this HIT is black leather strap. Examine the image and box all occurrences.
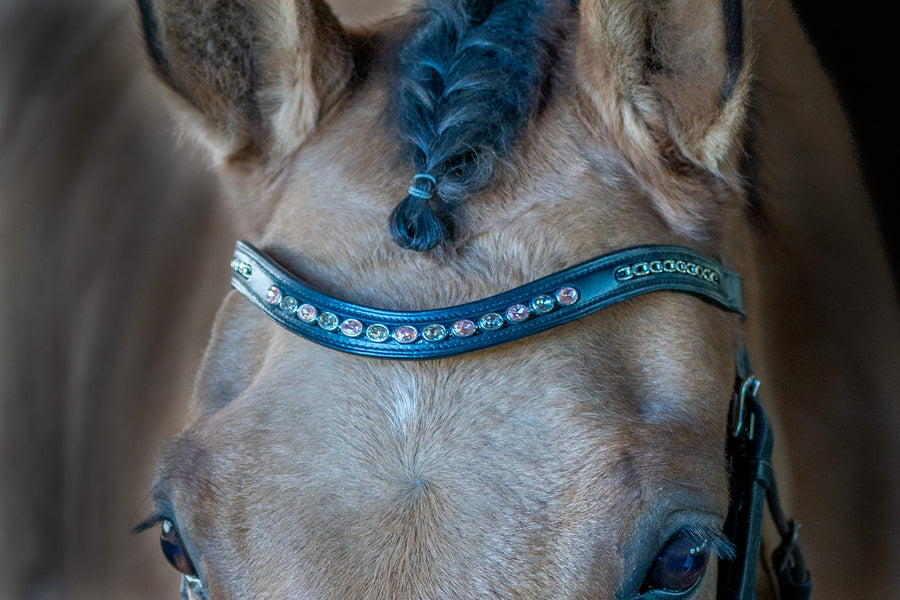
[230,242,744,360]
[719,348,811,600]
[722,0,745,101]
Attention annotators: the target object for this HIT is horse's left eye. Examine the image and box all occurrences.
[640,534,710,595]
[159,518,198,577]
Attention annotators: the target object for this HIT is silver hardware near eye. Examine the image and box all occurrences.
[181,575,209,600]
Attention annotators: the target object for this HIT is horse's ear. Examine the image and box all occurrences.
[136,0,353,164]
[575,0,750,234]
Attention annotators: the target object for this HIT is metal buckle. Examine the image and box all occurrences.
[730,375,760,437]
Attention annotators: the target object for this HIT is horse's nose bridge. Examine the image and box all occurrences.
[175,352,643,599]
[356,363,537,468]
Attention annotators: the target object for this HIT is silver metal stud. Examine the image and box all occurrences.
[230,259,252,279]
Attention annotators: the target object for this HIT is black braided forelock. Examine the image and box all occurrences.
[390,0,552,251]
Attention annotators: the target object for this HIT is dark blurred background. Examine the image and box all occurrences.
[793,3,897,282]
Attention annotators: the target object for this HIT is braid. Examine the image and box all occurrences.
[390,0,554,251]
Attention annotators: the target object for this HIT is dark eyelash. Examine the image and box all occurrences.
[680,525,737,561]
[133,495,178,535]
[132,510,165,535]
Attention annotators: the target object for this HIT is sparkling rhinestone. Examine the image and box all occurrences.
[478,313,504,331]
[366,324,390,343]
[556,286,579,306]
[530,295,555,314]
[297,304,318,323]
[266,286,282,304]
[505,304,531,323]
[422,324,448,342]
[451,319,477,337]
[318,312,339,331]
[280,296,299,314]
[340,319,364,338]
[392,325,419,344]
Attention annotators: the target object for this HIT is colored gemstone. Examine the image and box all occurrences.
[422,324,448,342]
[340,319,364,338]
[451,319,477,337]
[297,304,318,323]
[280,296,299,314]
[478,313,504,331]
[530,295,555,314]
[318,312,339,331]
[366,324,390,343]
[266,286,282,304]
[556,286,579,306]
[505,304,530,323]
[392,326,418,344]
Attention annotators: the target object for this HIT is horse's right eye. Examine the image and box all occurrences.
[640,534,711,596]
[159,518,198,577]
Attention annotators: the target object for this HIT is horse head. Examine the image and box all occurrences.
[135,1,798,597]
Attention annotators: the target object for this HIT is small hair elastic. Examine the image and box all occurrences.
[407,173,437,200]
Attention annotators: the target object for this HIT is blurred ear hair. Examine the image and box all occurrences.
[576,0,751,235]
[137,0,353,164]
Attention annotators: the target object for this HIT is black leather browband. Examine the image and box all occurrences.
[230,241,743,360]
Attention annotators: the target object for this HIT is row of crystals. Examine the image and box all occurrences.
[263,285,580,344]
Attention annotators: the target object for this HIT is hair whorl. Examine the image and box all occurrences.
[390,0,556,251]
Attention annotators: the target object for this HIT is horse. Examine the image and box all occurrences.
[1,0,897,598]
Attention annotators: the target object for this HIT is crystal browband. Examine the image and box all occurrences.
[229,241,744,360]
